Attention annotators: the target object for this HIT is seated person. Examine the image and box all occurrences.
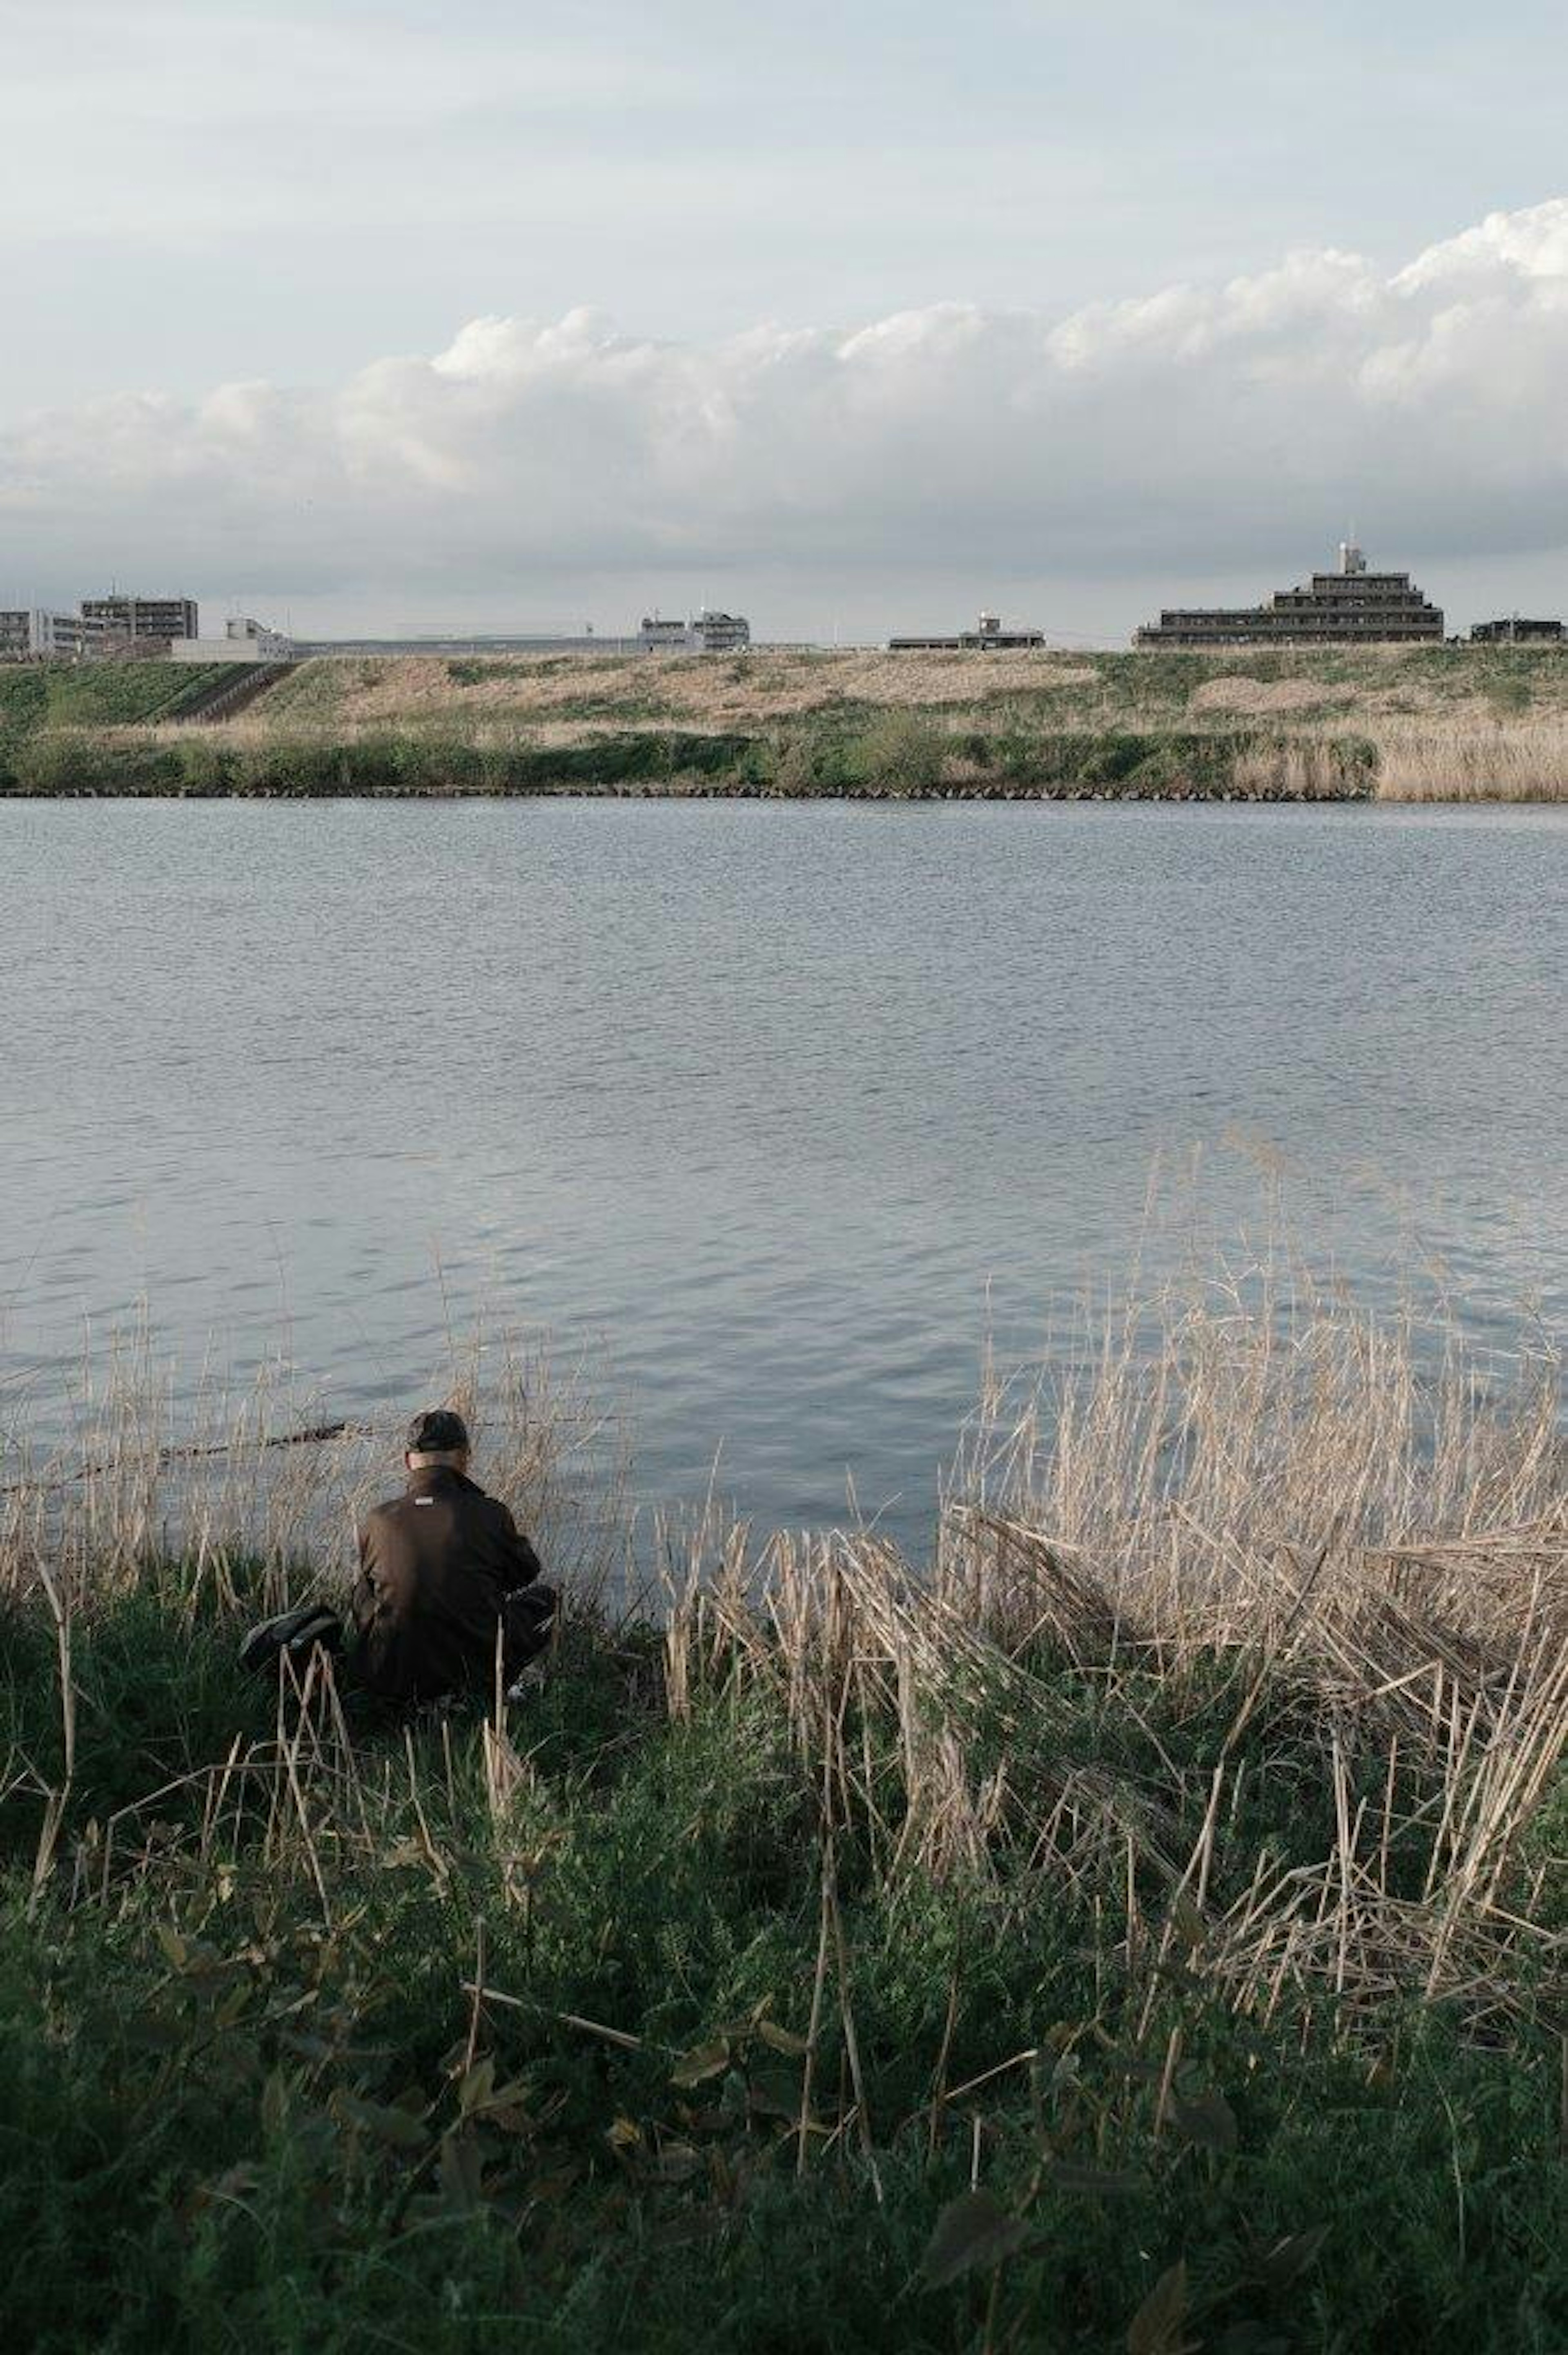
[351,1408,555,1704]
[240,1407,554,1703]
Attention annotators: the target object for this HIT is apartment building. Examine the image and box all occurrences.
[80,593,200,647]
[1135,545,1444,647]
[637,609,752,653]
[0,609,42,659]
[0,608,96,660]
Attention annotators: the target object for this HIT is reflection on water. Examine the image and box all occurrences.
[2,796,1564,1551]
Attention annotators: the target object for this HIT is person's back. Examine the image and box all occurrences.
[351,1409,550,1703]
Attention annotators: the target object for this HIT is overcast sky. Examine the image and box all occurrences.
[4,0,1568,638]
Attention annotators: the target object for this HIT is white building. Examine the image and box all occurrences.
[0,608,96,660]
[169,616,295,664]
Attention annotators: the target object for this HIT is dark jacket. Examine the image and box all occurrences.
[351,1465,542,1702]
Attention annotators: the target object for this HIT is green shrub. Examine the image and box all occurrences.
[174,739,244,796]
[851,711,946,793]
[770,731,832,793]
[8,730,181,795]
[1483,672,1533,717]
[0,668,49,740]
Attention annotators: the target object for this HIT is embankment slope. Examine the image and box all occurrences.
[4,643,1568,798]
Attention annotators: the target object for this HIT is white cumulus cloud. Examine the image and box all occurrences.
[4,199,1568,635]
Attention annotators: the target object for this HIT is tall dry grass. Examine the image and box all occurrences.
[0,1317,630,1617]
[1372,716,1568,801]
[1229,737,1372,797]
[662,1264,1565,2029]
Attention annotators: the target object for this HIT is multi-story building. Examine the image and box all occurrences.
[1135,546,1443,647]
[0,608,95,660]
[889,611,1046,652]
[690,609,750,653]
[80,593,199,648]
[637,609,751,653]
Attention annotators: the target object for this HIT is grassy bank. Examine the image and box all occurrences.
[0,661,230,737]
[4,645,1568,798]
[3,1281,1564,2353]
[0,722,1378,801]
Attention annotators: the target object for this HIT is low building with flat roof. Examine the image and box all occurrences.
[1135,545,1443,647]
[170,617,295,663]
[1470,616,1564,644]
[889,611,1045,652]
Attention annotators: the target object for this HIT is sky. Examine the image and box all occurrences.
[4,0,1568,639]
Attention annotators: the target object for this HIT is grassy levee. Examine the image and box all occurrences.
[3,1281,1565,2353]
[0,662,232,740]
[5,644,1568,798]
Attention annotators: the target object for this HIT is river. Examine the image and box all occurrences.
[2,796,1564,1550]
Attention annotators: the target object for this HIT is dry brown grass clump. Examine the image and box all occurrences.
[1230,737,1371,796]
[243,650,1103,738]
[1372,717,1568,800]
[1188,678,1357,718]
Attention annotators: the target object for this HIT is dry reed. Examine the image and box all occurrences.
[0,1314,630,1616]
[1372,716,1568,801]
[659,1263,1566,2031]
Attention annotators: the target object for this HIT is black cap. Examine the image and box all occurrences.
[405,1407,470,1455]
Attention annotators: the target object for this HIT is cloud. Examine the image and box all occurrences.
[4,199,1568,631]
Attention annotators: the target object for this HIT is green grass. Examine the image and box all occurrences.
[0,664,235,792]
[0,662,229,734]
[2,1557,1562,2355]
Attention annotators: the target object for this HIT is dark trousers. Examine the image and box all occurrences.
[502,1584,557,1672]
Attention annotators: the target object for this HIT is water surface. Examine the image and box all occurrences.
[2,798,1564,1548]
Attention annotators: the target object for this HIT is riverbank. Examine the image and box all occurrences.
[4,645,1568,798]
[3,1287,1564,2354]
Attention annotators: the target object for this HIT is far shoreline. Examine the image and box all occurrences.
[5,643,1568,802]
[12,778,1568,809]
